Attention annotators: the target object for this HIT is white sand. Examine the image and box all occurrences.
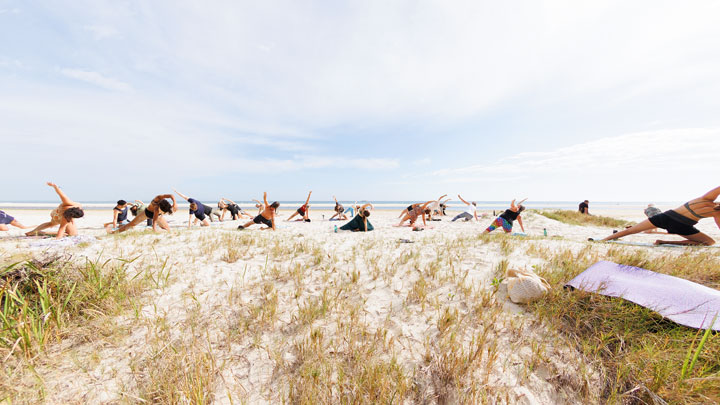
[1,206,718,403]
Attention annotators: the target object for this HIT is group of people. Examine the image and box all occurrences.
[3,184,720,246]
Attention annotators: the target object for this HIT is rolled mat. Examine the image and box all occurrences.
[565,261,720,330]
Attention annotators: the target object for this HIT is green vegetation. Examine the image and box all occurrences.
[527,245,720,403]
[536,209,635,228]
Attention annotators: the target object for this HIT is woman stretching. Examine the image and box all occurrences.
[239,192,279,230]
[484,199,526,234]
[26,182,84,239]
[109,194,177,233]
[601,186,720,245]
[287,191,312,222]
[0,210,30,232]
[329,196,348,221]
[340,204,374,231]
[103,200,136,229]
[396,201,433,227]
[219,198,252,221]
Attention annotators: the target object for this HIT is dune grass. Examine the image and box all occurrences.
[528,245,720,403]
[537,209,635,228]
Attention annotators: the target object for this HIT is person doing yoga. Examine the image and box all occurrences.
[174,189,217,227]
[109,194,177,233]
[287,191,312,222]
[0,210,30,232]
[452,194,478,222]
[396,201,433,227]
[329,196,348,221]
[218,198,252,221]
[103,200,134,229]
[601,186,720,246]
[130,200,153,227]
[484,199,526,233]
[238,192,279,230]
[26,182,84,239]
[340,203,374,231]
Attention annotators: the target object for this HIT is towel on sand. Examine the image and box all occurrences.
[566,261,720,330]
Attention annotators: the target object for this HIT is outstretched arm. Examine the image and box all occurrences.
[360,203,374,212]
[518,216,525,233]
[305,191,312,205]
[47,182,76,206]
[457,194,470,205]
[510,199,517,210]
[333,195,339,204]
[223,198,238,205]
[263,192,268,207]
[437,194,447,202]
[701,186,720,202]
[173,189,190,201]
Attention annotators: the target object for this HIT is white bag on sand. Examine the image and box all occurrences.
[505,268,551,304]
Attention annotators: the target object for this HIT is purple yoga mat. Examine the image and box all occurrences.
[566,261,720,331]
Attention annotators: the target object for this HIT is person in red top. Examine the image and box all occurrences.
[286,191,312,222]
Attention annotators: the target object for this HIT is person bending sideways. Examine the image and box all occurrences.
[396,201,433,227]
[109,194,177,233]
[239,192,279,230]
[174,189,219,227]
[287,191,312,222]
[485,199,526,234]
[329,196,348,221]
[601,186,720,246]
[340,204,374,231]
[219,198,252,221]
[26,182,84,239]
[0,210,30,232]
[452,194,478,222]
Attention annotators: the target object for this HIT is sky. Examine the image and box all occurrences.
[2,0,720,202]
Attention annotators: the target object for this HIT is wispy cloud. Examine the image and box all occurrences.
[59,68,131,91]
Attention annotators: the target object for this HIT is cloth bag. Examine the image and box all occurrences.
[504,268,551,304]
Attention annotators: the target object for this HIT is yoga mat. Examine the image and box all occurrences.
[566,261,720,330]
[600,240,720,249]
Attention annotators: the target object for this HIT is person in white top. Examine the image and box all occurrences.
[451,194,478,222]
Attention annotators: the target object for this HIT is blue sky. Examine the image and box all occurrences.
[2,1,720,202]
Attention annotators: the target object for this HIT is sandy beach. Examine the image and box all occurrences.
[1,205,718,403]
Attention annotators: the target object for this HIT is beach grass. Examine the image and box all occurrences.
[536,209,635,228]
[528,246,720,403]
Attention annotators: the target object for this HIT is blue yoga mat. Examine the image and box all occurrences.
[566,261,720,330]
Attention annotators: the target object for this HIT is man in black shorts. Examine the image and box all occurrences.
[238,192,279,230]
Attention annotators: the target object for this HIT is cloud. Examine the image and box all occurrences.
[59,69,131,91]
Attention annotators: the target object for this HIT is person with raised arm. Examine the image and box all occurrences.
[484,198,526,234]
[340,203,374,232]
[109,194,177,233]
[238,192,279,230]
[451,194,479,222]
[600,186,720,245]
[396,201,434,227]
[219,198,252,221]
[329,196,348,221]
[287,191,312,222]
[0,210,30,232]
[174,189,216,228]
[26,182,84,239]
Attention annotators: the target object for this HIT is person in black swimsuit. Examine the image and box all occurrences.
[218,198,251,221]
[601,186,720,245]
[109,194,177,233]
[484,199,526,233]
[578,200,589,215]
